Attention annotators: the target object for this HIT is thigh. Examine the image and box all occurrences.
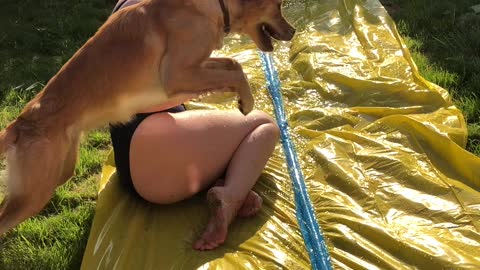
[129,109,275,204]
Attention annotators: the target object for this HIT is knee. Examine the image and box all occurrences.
[248,110,280,142]
[263,121,280,145]
[247,110,276,125]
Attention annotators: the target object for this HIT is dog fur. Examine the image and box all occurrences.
[0,0,295,236]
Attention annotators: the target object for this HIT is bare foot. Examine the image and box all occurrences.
[213,178,263,218]
[193,187,234,250]
[237,190,263,218]
[193,186,263,251]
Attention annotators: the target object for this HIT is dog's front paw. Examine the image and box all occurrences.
[237,76,254,115]
[238,94,254,115]
[226,59,242,71]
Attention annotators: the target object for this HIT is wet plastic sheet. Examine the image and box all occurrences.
[81,0,480,269]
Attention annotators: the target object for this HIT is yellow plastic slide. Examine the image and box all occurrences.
[81,0,480,269]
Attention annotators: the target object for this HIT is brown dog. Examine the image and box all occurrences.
[0,0,295,236]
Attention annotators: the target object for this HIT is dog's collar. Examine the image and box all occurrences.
[219,0,230,34]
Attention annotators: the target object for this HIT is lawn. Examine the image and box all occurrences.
[0,0,113,269]
[0,0,479,269]
[381,0,480,154]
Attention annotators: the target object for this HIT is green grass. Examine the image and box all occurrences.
[0,0,112,269]
[0,0,479,269]
[381,0,480,155]
[0,182,97,270]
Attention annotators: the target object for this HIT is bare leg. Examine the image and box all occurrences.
[193,121,279,250]
[129,110,279,250]
[213,178,263,218]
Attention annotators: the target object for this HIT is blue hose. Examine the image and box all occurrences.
[260,52,332,270]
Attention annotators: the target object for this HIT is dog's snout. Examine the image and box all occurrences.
[277,18,296,41]
[282,25,295,41]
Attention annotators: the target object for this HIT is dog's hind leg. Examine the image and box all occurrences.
[59,134,81,185]
[0,136,69,236]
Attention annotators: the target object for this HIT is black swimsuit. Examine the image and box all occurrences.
[109,106,186,192]
[109,0,187,193]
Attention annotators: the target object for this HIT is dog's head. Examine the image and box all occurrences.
[231,0,296,52]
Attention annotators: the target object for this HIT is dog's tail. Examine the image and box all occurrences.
[0,123,18,157]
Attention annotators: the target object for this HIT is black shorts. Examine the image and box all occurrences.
[109,105,187,193]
